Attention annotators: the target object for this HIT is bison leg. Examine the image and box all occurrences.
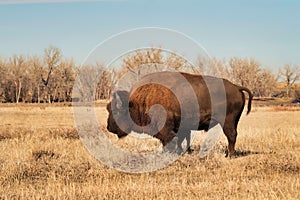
[223,124,237,157]
[177,131,192,154]
[177,133,185,154]
[154,129,177,152]
[186,131,193,154]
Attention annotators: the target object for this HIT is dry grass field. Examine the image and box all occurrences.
[0,104,299,199]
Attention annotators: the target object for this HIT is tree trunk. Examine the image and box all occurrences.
[47,89,51,104]
[52,86,58,102]
[14,80,22,103]
[14,81,18,103]
[17,81,21,103]
[286,84,290,97]
[37,85,40,103]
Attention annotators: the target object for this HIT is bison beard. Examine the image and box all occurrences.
[107,71,253,157]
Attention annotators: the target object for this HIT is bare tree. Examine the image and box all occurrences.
[42,46,62,103]
[8,55,28,103]
[0,46,284,102]
[0,48,78,103]
[95,63,116,100]
[229,58,260,89]
[48,58,76,102]
[227,57,263,96]
[120,48,163,79]
[256,69,277,97]
[0,57,7,102]
[279,64,300,97]
[164,52,194,72]
[120,48,194,78]
[196,56,227,77]
[28,56,45,103]
[74,65,101,102]
[203,57,277,97]
[58,59,76,102]
[108,48,198,93]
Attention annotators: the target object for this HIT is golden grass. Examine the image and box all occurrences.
[0,105,299,199]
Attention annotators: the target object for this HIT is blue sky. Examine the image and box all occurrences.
[0,0,299,71]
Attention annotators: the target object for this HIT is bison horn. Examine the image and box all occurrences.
[115,92,123,109]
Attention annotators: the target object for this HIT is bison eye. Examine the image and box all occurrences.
[129,102,134,108]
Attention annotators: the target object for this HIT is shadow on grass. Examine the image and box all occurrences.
[233,149,261,158]
[187,145,272,159]
[232,148,277,158]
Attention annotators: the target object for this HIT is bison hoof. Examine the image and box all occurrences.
[176,147,193,155]
[187,147,194,154]
[176,148,184,155]
[225,149,237,158]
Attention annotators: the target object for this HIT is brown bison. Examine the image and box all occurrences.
[107,71,253,157]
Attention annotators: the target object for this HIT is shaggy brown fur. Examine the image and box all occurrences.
[107,71,253,157]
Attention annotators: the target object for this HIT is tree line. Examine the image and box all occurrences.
[0,46,299,103]
[0,46,76,103]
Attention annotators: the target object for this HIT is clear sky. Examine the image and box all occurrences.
[0,0,299,71]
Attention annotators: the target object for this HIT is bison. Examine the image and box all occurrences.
[107,71,253,157]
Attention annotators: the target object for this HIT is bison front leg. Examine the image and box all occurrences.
[177,133,184,154]
[186,132,193,154]
[154,128,177,153]
[177,131,192,155]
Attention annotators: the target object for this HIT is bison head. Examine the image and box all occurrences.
[106,91,133,138]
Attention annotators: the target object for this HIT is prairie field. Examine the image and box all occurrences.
[0,104,299,199]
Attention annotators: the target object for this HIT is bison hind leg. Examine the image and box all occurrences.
[223,124,238,158]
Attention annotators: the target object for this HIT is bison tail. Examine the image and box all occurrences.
[239,87,253,115]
